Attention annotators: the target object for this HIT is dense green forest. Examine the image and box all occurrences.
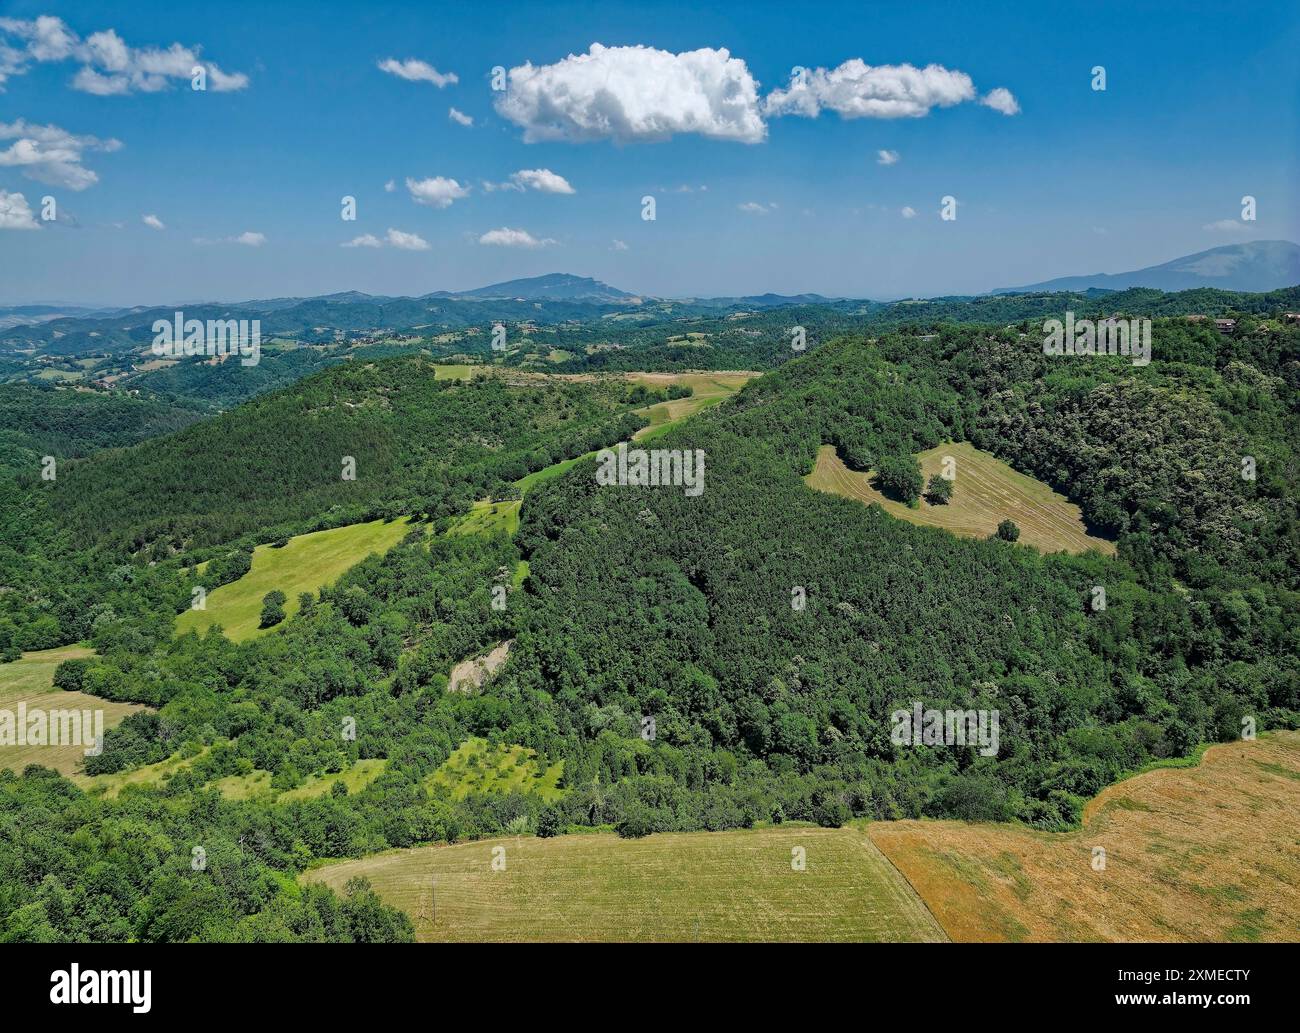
[1,309,1297,942]
[0,356,652,652]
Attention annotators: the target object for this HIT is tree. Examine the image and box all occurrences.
[876,455,923,505]
[996,519,1020,542]
[259,590,287,628]
[536,806,564,838]
[298,592,316,618]
[925,474,953,505]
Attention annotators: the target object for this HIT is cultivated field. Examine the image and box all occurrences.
[304,825,947,942]
[806,441,1115,555]
[868,732,1300,942]
[0,645,144,778]
[175,517,415,641]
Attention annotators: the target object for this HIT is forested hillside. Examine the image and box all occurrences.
[1,317,1296,941]
[0,356,652,651]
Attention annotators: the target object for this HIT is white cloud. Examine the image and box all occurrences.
[900,206,917,218]
[611,238,628,251]
[980,87,1020,116]
[448,107,473,127]
[377,58,456,87]
[488,168,575,194]
[738,201,770,214]
[495,43,765,143]
[0,16,247,94]
[342,233,383,248]
[384,179,395,193]
[766,60,1012,120]
[1203,218,1251,232]
[406,175,470,208]
[386,228,430,250]
[0,119,121,190]
[142,213,164,230]
[876,149,900,165]
[235,231,265,246]
[0,188,40,229]
[478,226,554,248]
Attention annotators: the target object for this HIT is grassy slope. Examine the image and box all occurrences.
[0,645,144,777]
[425,737,564,802]
[868,731,1300,942]
[175,517,415,642]
[806,440,1116,556]
[304,825,946,942]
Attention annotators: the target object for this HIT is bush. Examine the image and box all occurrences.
[259,590,287,628]
[996,519,1020,542]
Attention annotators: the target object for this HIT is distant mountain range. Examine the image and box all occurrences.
[995,240,1300,295]
[4,242,1300,351]
[435,273,638,303]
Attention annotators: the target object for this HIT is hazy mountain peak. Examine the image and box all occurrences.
[995,240,1300,294]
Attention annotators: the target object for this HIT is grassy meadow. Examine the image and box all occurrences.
[0,645,145,778]
[304,825,946,942]
[176,517,415,641]
[806,441,1116,556]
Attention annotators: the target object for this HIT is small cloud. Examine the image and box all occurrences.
[510,168,574,194]
[235,231,265,246]
[900,206,917,218]
[980,87,1020,116]
[0,119,121,191]
[611,238,628,251]
[384,179,396,193]
[386,228,429,250]
[406,175,470,208]
[342,233,383,248]
[377,58,457,87]
[0,189,40,230]
[1203,218,1250,232]
[877,149,900,165]
[142,213,165,230]
[738,201,770,214]
[478,226,553,248]
[484,168,576,194]
[449,107,473,127]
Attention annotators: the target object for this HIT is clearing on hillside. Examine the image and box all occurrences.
[868,732,1300,942]
[425,736,565,802]
[626,372,757,441]
[806,441,1115,555]
[0,645,144,778]
[176,517,416,642]
[304,825,946,942]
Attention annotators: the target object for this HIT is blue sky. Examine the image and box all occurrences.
[0,0,1297,305]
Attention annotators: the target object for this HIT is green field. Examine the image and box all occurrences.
[806,440,1116,556]
[176,517,416,641]
[0,645,145,778]
[280,759,389,802]
[304,825,947,942]
[425,737,565,802]
[81,747,207,797]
